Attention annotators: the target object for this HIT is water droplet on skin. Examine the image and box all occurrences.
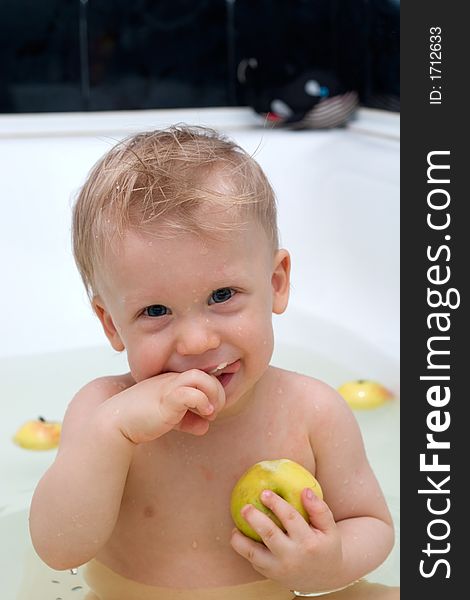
[267,431,272,437]
[359,480,364,485]
[277,388,283,394]
[343,479,350,485]
[192,540,198,549]
[215,536,221,542]
[148,241,153,246]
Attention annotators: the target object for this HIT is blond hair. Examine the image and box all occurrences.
[72,125,279,298]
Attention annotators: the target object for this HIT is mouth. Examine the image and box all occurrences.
[207,360,241,388]
[209,362,229,376]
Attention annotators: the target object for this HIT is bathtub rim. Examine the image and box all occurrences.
[0,106,399,140]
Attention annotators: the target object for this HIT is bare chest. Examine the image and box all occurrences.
[127,421,312,532]
[100,394,316,584]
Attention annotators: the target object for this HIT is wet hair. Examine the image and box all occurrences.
[72,124,279,298]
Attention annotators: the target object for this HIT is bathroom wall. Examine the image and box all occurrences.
[0,107,399,361]
[0,0,399,114]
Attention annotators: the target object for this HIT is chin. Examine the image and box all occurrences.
[222,369,267,415]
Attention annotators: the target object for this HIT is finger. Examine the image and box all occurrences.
[260,490,310,539]
[183,390,212,415]
[239,503,288,555]
[301,488,336,533]
[178,370,226,415]
[230,528,274,574]
[175,411,210,436]
[167,386,213,419]
[209,374,226,414]
[197,370,227,414]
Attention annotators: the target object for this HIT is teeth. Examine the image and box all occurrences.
[209,362,228,375]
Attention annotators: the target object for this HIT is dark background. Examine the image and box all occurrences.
[400,1,466,597]
[0,0,399,114]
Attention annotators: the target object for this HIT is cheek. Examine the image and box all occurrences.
[234,311,274,359]
[256,324,275,362]
[125,336,168,382]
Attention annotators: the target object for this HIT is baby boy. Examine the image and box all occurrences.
[29,126,394,599]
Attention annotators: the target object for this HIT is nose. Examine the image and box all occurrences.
[175,316,221,356]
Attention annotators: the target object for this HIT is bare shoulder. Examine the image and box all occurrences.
[269,366,350,421]
[269,368,392,524]
[82,372,134,398]
[268,366,363,457]
[68,373,134,412]
[58,373,134,444]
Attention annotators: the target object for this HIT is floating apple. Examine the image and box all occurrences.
[13,416,61,450]
[230,459,323,542]
[337,379,393,410]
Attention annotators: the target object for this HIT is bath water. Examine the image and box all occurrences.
[0,343,399,598]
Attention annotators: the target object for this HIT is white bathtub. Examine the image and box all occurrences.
[0,107,399,598]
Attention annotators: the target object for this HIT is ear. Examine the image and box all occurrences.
[92,296,125,352]
[271,249,291,315]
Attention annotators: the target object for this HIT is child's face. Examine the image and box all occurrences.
[93,218,290,416]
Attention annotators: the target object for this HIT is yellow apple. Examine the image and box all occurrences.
[13,417,61,450]
[230,459,323,542]
[337,379,393,410]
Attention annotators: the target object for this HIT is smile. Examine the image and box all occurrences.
[209,362,229,375]
[207,360,241,388]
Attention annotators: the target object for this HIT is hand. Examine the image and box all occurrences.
[230,488,343,592]
[105,369,226,443]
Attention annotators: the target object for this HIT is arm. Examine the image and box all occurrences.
[29,370,224,570]
[231,379,394,592]
[311,384,394,588]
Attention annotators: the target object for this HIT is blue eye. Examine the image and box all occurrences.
[144,305,169,317]
[209,288,235,304]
